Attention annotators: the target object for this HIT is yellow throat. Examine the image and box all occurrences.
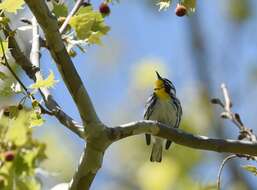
[154,79,170,100]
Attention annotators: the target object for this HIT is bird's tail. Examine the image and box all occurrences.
[150,142,162,162]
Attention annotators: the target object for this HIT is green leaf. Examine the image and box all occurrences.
[5,118,28,146]
[16,177,40,190]
[0,71,7,80]
[52,2,68,17]
[0,0,25,13]
[87,32,102,45]
[242,165,257,176]
[180,0,196,13]
[0,40,8,57]
[30,71,58,89]
[69,6,110,44]
[157,0,171,11]
[29,111,44,127]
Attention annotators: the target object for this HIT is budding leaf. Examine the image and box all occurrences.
[210,98,224,107]
[220,112,230,119]
[30,71,58,89]
[235,113,244,126]
[0,0,25,13]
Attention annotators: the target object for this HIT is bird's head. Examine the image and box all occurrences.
[154,71,176,95]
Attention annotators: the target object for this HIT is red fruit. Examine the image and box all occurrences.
[4,151,15,162]
[99,2,110,16]
[175,4,187,17]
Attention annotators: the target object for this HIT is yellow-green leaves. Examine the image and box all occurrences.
[180,0,196,13]
[0,0,25,13]
[156,0,196,14]
[0,40,8,57]
[52,2,68,17]
[157,0,171,11]
[30,71,58,89]
[69,6,110,45]
[29,110,44,127]
[0,71,7,80]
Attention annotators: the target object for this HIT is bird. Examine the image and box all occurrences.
[144,71,182,162]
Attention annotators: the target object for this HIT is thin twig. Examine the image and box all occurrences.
[219,84,256,142]
[0,37,52,115]
[30,16,40,68]
[30,15,85,138]
[217,155,237,190]
[59,0,84,34]
[221,83,232,111]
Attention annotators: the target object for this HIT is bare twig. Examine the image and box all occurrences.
[215,84,257,143]
[30,15,85,138]
[30,16,40,68]
[212,84,257,189]
[221,83,232,111]
[217,155,237,190]
[59,0,84,34]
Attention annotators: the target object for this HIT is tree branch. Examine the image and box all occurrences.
[69,143,106,190]
[29,15,85,138]
[108,120,257,156]
[3,25,37,79]
[217,155,237,190]
[59,0,84,34]
[2,16,84,138]
[24,0,101,127]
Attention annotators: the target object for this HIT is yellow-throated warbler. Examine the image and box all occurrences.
[144,71,182,162]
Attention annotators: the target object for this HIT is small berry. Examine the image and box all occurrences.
[175,4,187,17]
[99,2,110,16]
[4,151,15,162]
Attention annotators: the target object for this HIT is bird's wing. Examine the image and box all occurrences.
[144,93,157,119]
[172,95,182,128]
[144,93,157,145]
[166,94,182,150]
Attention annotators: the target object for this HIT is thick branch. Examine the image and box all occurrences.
[69,144,105,190]
[24,0,101,127]
[109,120,257,156]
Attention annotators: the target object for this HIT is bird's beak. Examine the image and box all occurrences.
[155,71,162,80]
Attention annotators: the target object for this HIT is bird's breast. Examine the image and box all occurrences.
[148,99,177,126]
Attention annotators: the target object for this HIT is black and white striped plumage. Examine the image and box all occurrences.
[144,71,182,162]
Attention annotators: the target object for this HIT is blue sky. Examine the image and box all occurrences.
[29,0,257,189]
